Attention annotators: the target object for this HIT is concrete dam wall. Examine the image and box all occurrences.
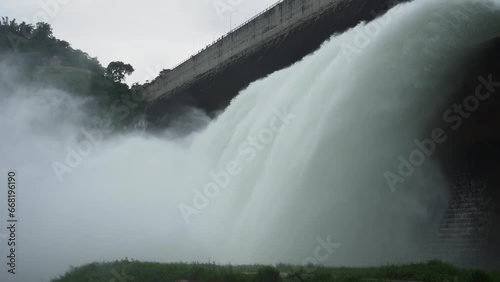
[140,0,408,124]
[141,0,347,102]
[138,0,500,269]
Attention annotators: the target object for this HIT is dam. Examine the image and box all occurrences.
[139,0,409,125]
[138,0,500,270]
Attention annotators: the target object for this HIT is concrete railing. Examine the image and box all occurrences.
[141,0,341,102]
[167,0,286,72]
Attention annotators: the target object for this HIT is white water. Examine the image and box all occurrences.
[1,0,500,281]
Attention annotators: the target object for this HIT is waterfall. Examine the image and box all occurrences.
[1,0,500,281]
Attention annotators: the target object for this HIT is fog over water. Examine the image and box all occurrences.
[1,0,500,281]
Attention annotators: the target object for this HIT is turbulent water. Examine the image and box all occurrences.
[1,0,500,281]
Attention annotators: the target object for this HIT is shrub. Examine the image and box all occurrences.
[255,266,281,282]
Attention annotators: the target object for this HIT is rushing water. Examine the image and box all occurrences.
[1,0,500,281]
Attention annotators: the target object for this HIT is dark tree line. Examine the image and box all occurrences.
[0,17,142,128]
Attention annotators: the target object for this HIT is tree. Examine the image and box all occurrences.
[35,22,53,38]
[106,61,135,82]
[255,266,281,282]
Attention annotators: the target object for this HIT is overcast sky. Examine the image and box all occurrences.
[2,0,279,84]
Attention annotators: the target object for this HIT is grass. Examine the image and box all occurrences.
[50,259,499,282]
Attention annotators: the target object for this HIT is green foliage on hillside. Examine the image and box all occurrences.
[50,259,499,282]
[51,259,254,282]
[255,266,282,282]
[106,61,135,83]
[0,17,145,129]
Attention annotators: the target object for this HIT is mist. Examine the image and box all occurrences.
[1,0,500,281]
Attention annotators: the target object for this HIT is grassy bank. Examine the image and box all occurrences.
[51,259,499,282]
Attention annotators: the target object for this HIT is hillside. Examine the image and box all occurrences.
[0,17,144,129]
[50,260,500,282]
